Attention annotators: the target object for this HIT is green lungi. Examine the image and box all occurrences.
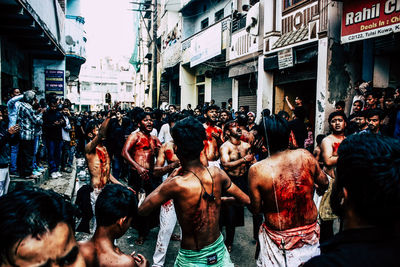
[174,234,234,267]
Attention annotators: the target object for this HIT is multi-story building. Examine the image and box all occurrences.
[69,56,135,111]
[0,0,86,103]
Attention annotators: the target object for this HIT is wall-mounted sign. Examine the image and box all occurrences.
[342,0,400,43]
[190,22,222,67]
[278,48,294,69]
[45,69,64,96]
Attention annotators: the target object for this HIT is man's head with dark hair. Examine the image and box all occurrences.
[219,109,231,124]
[136,112,153,133]
[331,134,400,226]
[153,109,164,121]
[258,116,290,154]
[168,112,181,128]
[236,112,248,127]
[144,106,153,113]
[335,101,345,112]
[9,88,21,98]
[0,188,84,266]
[168,104,177,114]
[224,120,242,139]
[354,110,367,130]
[328,111,347,134]
[353,100,364,113]
[204,105,220,125]
[365,91,378,108]
[293,107,306,120]
[85,119,101,140]
[366,108,383,134]
[95,185,137,237]
[277,110,289,121]
[171,116,206,161]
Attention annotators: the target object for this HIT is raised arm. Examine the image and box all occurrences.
[84,115,112,154]
[285,96,295,111]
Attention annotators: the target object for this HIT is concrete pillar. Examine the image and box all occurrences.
[205,77,212,103]
[257,55,273,121]
[179,65,196,108]
[315,37,329,136]
[232,78,239,112]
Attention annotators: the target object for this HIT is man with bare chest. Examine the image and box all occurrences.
[219,120,255,252]
[248,116,328,267]
[77,112,126,233]
[122,112,161,245]
[139,117,250,266]
[319,111,347,242]
[203,105,223,167]
[236,113,255,145]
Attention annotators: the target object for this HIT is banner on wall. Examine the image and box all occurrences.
[45,69,64,96]
[341,0,400,43]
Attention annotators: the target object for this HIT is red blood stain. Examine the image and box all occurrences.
[165,149,174,162]
[136,135,151,150]
[240,134,249,143]
[332,142,340,154]
[204,126,222,152]
[96,147,107,187]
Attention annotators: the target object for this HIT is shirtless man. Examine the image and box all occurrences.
[78,112,126,232]
[139,117,250,266]
[79,184,148,267]
[248,116,328,267]
[203,105,223,167]
[236,113,255,145]
[122,111,161,245]
[319,111,347,241]
[219,120,255,252]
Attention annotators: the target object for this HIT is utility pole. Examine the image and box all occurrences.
[152,0,158,108]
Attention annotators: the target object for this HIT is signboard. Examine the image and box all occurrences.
[278,48,294,69]
[341,0,400,44]
[45,69,64,96]
[190,22,222,67]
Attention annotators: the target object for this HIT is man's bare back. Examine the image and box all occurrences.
[79,240,135,267]
[139,166,250,250]
[86,145,111,189]
[203,123,223,161]
[249,149,328,230]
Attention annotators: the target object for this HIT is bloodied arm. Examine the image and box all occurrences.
[312,155,329,195]
[138,168,181,216]
[248,164,262,214]
[121,133,150,180]
[153,144,180,177]
[85,114,112,154]
[220,168,250,205]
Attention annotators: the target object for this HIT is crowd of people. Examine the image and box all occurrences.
[0,84,399,266]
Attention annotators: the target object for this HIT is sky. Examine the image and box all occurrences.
[81,0,136,63]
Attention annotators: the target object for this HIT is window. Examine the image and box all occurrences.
[126,84,132,92]
[201,18,209,29]
[284,0,306,10]
[215,9,224,22]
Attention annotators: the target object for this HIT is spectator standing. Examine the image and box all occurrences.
[16,91,43,179]
[43,97,65,178]
[288,107,308,148]
[61,105,73,173]
[0,109,19,196]
[7,88,22,175]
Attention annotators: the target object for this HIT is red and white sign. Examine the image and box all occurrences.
[341,0,400,43]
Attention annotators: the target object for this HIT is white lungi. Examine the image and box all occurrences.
[0,167,10,197]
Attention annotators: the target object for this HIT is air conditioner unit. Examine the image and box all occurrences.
[242,0,250,12]
[245,2,259,36]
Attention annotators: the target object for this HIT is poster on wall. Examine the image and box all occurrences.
[45,69,64,96]
[341,0,400,44]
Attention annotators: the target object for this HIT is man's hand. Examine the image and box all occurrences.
[131,252,149,267]
[243,154,254,163]
[8,125,19,135]
[211,131,221,140]
[138,166,150,180]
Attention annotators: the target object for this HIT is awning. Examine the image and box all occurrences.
[272,26,308,50]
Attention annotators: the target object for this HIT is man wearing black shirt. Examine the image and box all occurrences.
[304,134,400,267]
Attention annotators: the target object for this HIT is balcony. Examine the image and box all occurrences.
[181,17,230,67]
[65,16,86,80]
[229,28,259,61]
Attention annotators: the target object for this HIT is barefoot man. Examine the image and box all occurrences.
[139,117,250,266]
[122,111,161,245]
[76,112,127,233]
[219,120,255,252]
[319,111,347,242]
[203,105,223,167]
[248,116,328,267]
